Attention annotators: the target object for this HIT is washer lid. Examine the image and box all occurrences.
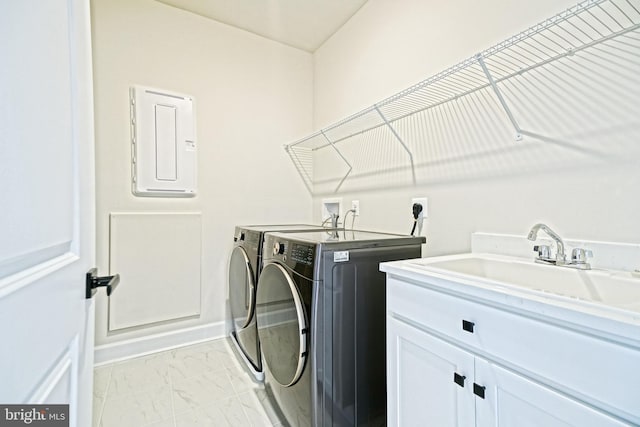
[256,262,308,387]
[229,246,256,329]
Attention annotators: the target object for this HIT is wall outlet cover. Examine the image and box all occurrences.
[351,200,360,216]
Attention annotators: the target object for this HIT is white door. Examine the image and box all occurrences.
[387,317,475,427]
[474,358,628,427]
[0,1,96,426]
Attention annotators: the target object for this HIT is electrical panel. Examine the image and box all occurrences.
[130,86,197,197]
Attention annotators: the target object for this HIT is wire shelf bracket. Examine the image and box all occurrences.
[321,130,353,193]
[476,54,524,141]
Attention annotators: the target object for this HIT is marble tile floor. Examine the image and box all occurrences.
[93,337,284,427]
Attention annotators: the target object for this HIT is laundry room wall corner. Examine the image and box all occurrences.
[311,0,640,255]
[90,0,313,361]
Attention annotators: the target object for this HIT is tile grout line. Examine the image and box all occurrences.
[165,352,178,427]
[224,351,256,426]
[228,369,249,423]
[97,364,113,427]
[225,355,280,426]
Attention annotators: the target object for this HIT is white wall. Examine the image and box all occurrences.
[312,0,640,256]
[91,0,313,352]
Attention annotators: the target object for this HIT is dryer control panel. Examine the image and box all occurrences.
[291,243,314,266]
[264,235,316,278]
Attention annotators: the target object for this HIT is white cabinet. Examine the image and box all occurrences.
[475,359,625,427]
[387,317,474,426]
[386,276,637,426]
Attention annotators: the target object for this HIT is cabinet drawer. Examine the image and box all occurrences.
[387,277,640,424]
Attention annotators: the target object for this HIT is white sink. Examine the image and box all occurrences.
[405,254,640,314]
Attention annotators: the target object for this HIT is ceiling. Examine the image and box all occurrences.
[155,0,369,52]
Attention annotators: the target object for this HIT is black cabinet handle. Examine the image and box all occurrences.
[453,373,466,388]
[462,320,475,333]
[86,268,120,299]
[473,383,486,399]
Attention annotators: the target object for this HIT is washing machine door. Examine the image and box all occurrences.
[256,262,308,387]
[229,246,255,329]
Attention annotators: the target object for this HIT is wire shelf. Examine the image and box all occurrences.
[285,0,640,194]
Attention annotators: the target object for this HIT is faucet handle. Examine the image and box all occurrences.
[571,248,593,264]
[533,245,551,259]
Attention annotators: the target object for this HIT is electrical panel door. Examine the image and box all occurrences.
[130,86,197,197]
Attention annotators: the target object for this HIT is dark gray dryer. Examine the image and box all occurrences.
[255,230,425,426]
[228,225,336,381]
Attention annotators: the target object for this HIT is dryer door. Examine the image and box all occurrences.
[229,246,255,329]
[256,262,308,387]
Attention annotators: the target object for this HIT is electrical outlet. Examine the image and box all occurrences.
[410,197,428,237]
[411,197,428,218]
[351,200,360,216]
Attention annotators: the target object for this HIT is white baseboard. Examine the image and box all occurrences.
[94,321,225,366]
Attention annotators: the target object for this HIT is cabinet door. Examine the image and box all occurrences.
[387,317,475,427]
[475,358,629,427]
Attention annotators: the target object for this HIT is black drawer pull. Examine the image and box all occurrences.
[462,320,475,333]
[453,373,466,388]
[473,383,486,399]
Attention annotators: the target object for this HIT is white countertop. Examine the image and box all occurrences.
[381,252,640,349]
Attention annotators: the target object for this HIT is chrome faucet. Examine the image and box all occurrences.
[527,223,592,270]
[528,223,566,265]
